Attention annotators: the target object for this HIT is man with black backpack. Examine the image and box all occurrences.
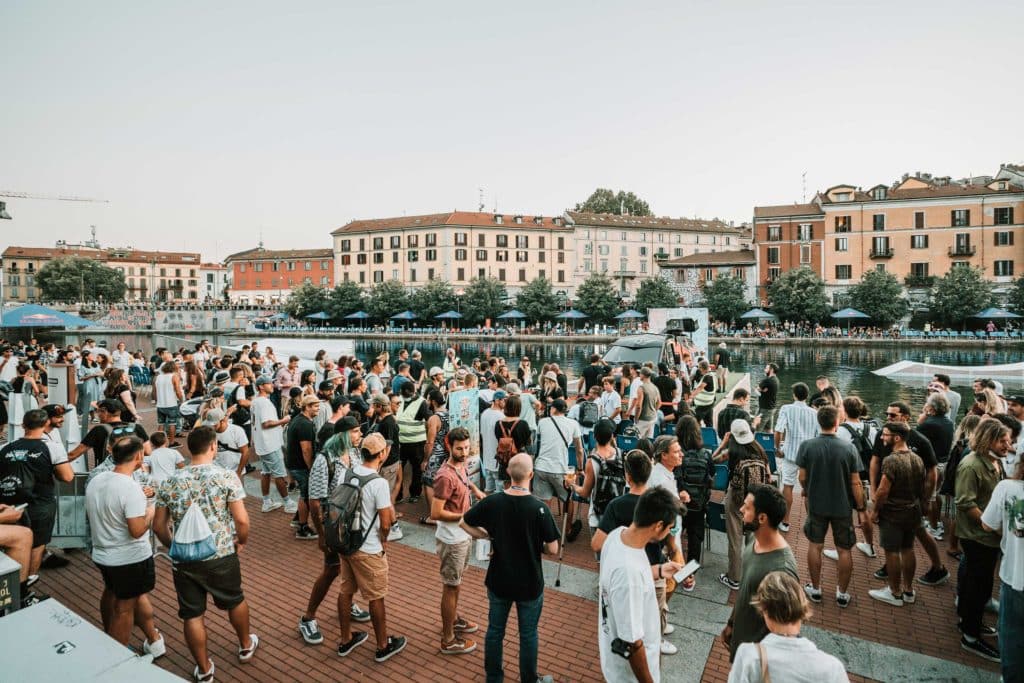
[568,385,602,442]
[836,396,878,558]
[328,432,407,663]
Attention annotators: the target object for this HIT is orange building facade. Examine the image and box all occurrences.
[225,247,334,304]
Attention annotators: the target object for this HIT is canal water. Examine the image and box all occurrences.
[55,331,1021,420]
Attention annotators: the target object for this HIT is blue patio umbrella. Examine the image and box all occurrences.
[304,311,331,320]
[740,307,778,320]
[831,306,870,333]
[344,311,370,319]
[390,311,418,320]
[1,304,96,329]
[497,310,526,319]
[268,312,289,320]
[556,309,589,319]
[614,310,645,319]
[435,310,463,319]
[972,307,1021,319]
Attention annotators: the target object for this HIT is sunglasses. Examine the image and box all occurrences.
[884,412,900,418]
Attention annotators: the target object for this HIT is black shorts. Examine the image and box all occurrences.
[172,554,245,619]
[288,468,310,502]
[878,518,919,552]
[97,557,156,599]
[27,502,57,547]
[803,512,855,549]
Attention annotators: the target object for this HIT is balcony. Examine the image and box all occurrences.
[869,248,894,259]
[949,245,976,257]
[904,274,936,288]
[654,251,670,260]
[613,270,638,278]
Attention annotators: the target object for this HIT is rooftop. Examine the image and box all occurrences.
[566,211,743,234]
[333,211,571,235]
[660,248,756,266]
[2,245,201,263]
[225,247,334,262]
[752,203,824,219]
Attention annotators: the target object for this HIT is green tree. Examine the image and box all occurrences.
[699,274,749,324]
[410,279,458,321]
[846,269,908,326]
[634,276,678,313]
[37,257,126,302]
[929,265,994,329]
[574,272,619,323]
[282,282,329,319]
[516,276,559,325]
[325,280,366,321]
[768,267,830,323]
[1007,276,1024,315]
[461,276,508,325]
[574,188,652,216]
[366,279,410,321]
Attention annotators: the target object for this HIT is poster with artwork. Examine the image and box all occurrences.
[448,388,481,483]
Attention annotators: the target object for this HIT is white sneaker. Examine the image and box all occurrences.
[868,587,903,607]
[660,640,678,655]
[823,549,839,561]
[143,634,166,659]
[283,499,298,514]
[779,522,790,533]
[663,623,675,635]
[387,524,404,542]
[261,500,282,513]
[856,542,876,558]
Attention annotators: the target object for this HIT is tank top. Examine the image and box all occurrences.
[155,373,178,408]
[431,410,450,461]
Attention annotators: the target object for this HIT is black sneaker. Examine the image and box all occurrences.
[960,636,1000,662]
[350,604,371,623]
[916,566,950,586]
[295,525,318,541]
[718,573,740,590]
[21,591,49,608]
[873,565,888,580]
[957,621,998,637]
[337,631,368,657]
[406,496,420,504]
[41,553,70,569]
[375,635,407,662]
[566,519,583,543]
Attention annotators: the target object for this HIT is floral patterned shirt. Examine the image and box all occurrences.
[155,464,245,559]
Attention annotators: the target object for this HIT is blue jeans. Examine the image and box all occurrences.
[1000,581,1023,683]
[486,590,543,683]
[484,469,503,493]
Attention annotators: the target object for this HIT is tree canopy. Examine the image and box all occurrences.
[574,188,652,216]
[366,279,411,321]
[767,267,830,323]
[928,265,994,329]
[410,279,459,321]
[1008,276,1024,316]
[574,272,619,323]
[515,276,560,324]
[846,269,908,326]
[699,274,749,324]
[282,282,329,319]
[325,280,366,321]
[634,276,678,313]
[37,257,126,302]
[461,276,508,325]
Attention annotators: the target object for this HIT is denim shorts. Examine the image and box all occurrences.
[288,468,310,501]
[257,448,287,478]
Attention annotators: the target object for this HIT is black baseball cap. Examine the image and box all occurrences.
[330,395,350,411]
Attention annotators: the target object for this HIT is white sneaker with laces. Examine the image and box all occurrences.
[660,640,678,655]
[261,499,282,513]
[856,542,876,558]
[387,524,404,541]
[868,587,903,607]
[823,549,839,561]
[143,634,166,659]
[283,499,299,514]
[663,623,675,635]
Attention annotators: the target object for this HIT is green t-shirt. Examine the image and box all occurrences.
[729,537,798,661]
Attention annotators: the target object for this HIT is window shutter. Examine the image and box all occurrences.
[950,210,956,227]
[1010,208,1015,225]
[965,210,971,226]
[1011,232,1015,246]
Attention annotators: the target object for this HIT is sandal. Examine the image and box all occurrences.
[193,660,215,682]
[238,633,259,662]
[419,516,436,526]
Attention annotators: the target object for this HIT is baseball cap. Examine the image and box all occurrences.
[335,415,360,433]
[730,419,755,445]
[505,382,521,394]
[300,395,321,407]
[43,404,73,417]
[1006,395,1024,406]
[493,390,508,400]
[318,380,334,392]
[202,408,226,425]
[371,394,390,407]
[255,376,273,386]
[330,395,350,411]
[361,433,388,458]
[212,370,229,385]
[429,366,444,377]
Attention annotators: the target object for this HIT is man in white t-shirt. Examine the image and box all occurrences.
[534,399,585,541]
[84,435,164,656]
[144,432,185,485]
[335,433,408,662]
[599,488,682,683]
[251,376,295,514]
[479,391,507,493]
[203,408,250,477]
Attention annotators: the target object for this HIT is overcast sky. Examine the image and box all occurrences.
[2,1,1021,259]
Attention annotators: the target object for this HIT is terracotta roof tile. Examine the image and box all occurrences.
[333,211,571,234]
[224,247,333,262]
[660,249,756,266]
[2,246,201,263]
[752,203,823,219]
[567,211,741,234]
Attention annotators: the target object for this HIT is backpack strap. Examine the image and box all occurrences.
[757,642,772,683]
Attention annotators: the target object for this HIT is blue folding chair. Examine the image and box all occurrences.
[767,450,778,475]
[705,500,727,552]
[755,432,775,454]
[567,446,588,505]
[713,463,729,490]
[660,421,676,436]
[617,435,639,452]
[701,427,719,449]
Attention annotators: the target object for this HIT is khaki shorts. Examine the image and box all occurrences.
[436,539,472,586]
[339,550,389,602]
[533,470,570,503]
[380,462,400,492]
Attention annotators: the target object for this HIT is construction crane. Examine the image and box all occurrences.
[0,190,109,220]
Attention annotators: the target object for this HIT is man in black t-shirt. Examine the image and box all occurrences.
[591,449,664,566]
[408,350,426,388]
[757,364,780,433]
[653,363,678,422]
[286,396,320,541]
[581,354,611,396]
[68,399,149,467]
[461,454,559,683]
[869,401,949,586]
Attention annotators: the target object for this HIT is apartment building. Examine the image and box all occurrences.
[751,203,826,303]
[332,212,574,296]
[566,212,751,300]
[657,249,757,304]
[224,247,334,304]
[819,173,1024,303]
[199,263,229,301]
[1,244,204,303]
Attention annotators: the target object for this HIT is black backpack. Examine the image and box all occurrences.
[840,422,874,471]
[677,448,712,511]
[578,400,600,429]
[323,464,381,556]
[591,448,626,516]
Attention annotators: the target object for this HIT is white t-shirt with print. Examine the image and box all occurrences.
[352,464,393,555]
[85,471,152,566]
[251,395,283,455]
[981,479,1024,592]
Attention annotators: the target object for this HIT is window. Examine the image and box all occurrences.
[835,265,852,280]
[557,270,565,283]
[767,225,782,241]
[373,237,384,250]
[598,245,609,256]
[600,231,608,240]
[600,260,608,272]
[478,234,486,247]
[321,260,330,270]
[995,260,1014,277]
[539,269,546,280]
[302,261,311,271]
[914,212,925,229]
[557,252,564,263]
[834,238,848,252]
[620,232,627,241]
[583,243,593,255]
[557,237,564,250]
[284,261,293,271]
[320,276,328,285]
[952,209,970,227]
[733,267,744,279]
[426,233,437,247]
[357,254,367,265]
[519,269,527,282]
[341,255,351,266]
[675,234,681,243]
[954,233,972,254]
[457,268,465,281]
[409,269,416,282]
[995,231,1014,246]
[455,249,467,261]
[359,272,365,283]
[995,207,1014,225]
[674,248,683,257]
[768,267,781,281]
[911,234,929,249]
[373,271,383,283]
[872,236,890,256]
[476,249,488,261]
[390,236,401,248]
[140,267,146,276]
[428,268,435,280]
[499,268,506,280]
[800,244,811,264]
[583,261,592,272]
[539,237,546,248]
[252,264,260,273]
[639,247,647,257]
[516,251,529,262]
[425,249,436,261]
[767,247,780,265]
[497,235,508,247]
[910,263,929,277]
[875,264,886,273]
[834,216,851,233]
[408,250,419,262]
[705,268,714,282]
[455,233,468,246]
[658,233,665,242]
[872,214,886,231]
[798,224,814,241]
[496,250,509,261]
[515,235,529,248]
[640,261,647,273]
[373,253,384,264]
[408,235,418,248]
[239,263,246,273]
[478,268,486,279]
[872,187,887,200]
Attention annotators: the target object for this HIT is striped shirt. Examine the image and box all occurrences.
[775,401,820,459]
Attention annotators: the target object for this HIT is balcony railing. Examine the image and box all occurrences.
[904,274,936,288]
[869,248,894,259]
[654,251,670,260]
[613,270,637,277]
[949,245,976,256]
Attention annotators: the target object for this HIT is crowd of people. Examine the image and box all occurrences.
[0,335,1021,683]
